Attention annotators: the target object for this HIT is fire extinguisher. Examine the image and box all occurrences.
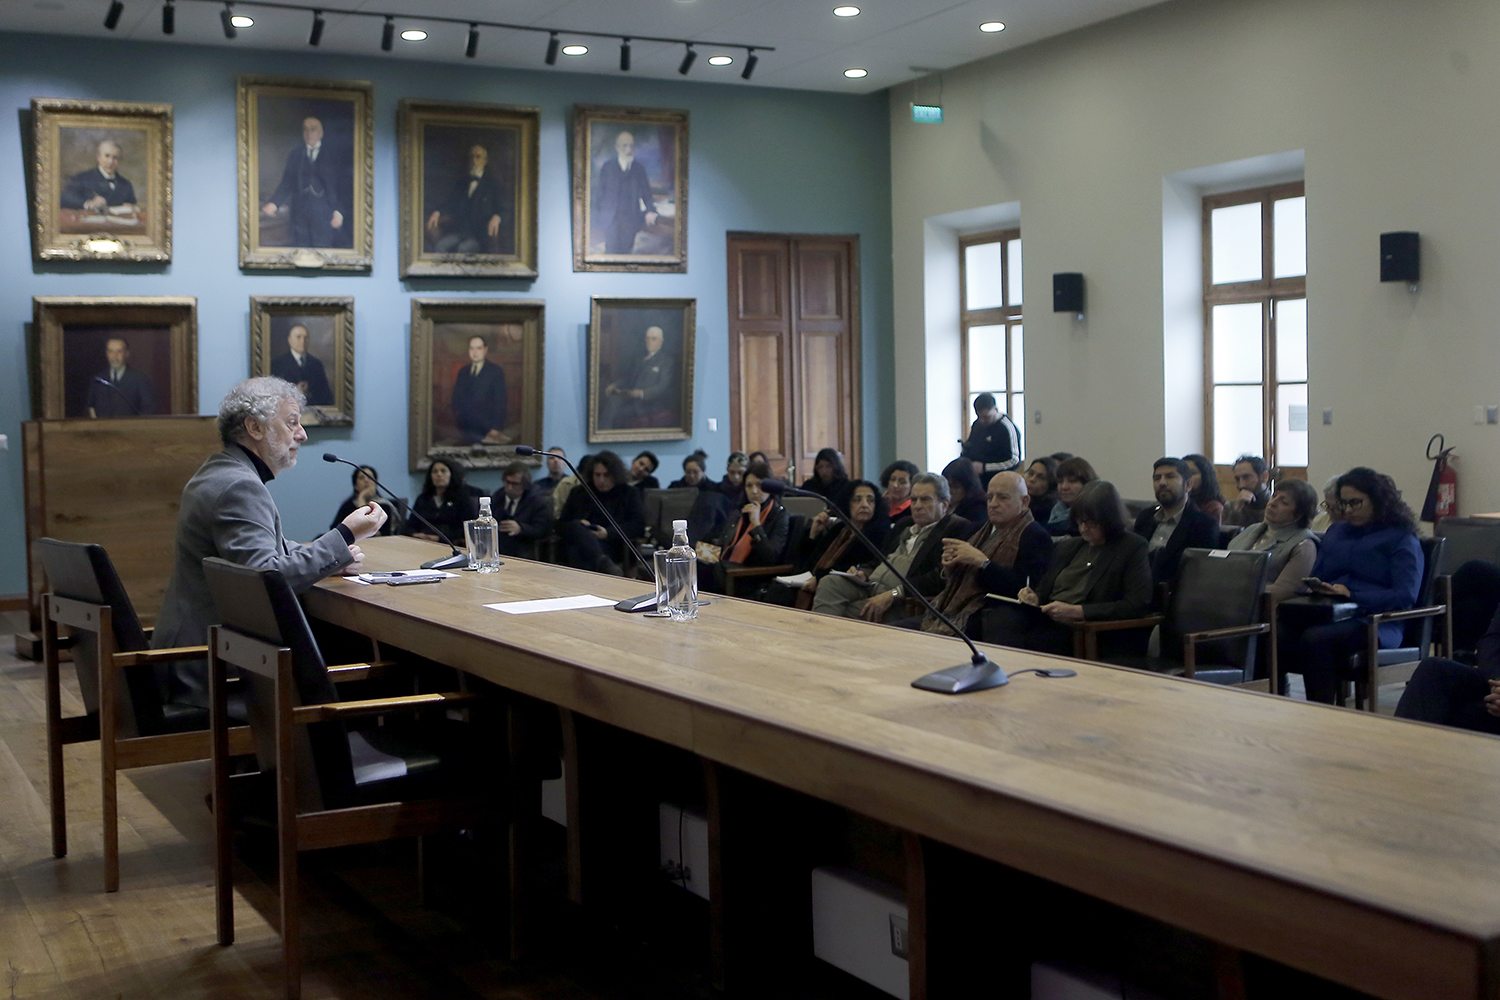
[1421,433,1458,524]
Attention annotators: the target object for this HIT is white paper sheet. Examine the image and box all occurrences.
[485,594,618,614]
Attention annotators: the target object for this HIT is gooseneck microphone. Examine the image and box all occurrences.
[323,453,469,571]
[92,377,142,416]
[761,479,1009,695]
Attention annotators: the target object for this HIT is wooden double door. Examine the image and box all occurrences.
[726,233,862,482]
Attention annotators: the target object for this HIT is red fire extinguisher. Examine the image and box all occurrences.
[1421,434,1458,524]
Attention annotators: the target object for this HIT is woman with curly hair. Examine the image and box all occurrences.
[1182,453,1224,524]
[1282,466,1422,703]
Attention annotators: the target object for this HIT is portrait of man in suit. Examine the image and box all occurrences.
[252,94,357,251]
[86,336,158,418]
[60,323,175,420]
[422,127,517,257]
[268,322,334,406]
[52,123,153,238]
[261,116,345,248]
[449,333,510,446]
[588,300,693,441]
[60,138,138,214]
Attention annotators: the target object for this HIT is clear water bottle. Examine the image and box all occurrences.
[654,519,698,621]
[468,496,501,574]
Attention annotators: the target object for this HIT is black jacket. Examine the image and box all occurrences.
[1132,502,1220,592]
[490,487,555,560]
[714,501,790,567]
[560,483,646,562]
[859,513,971,598]
[970,520,1054,599]
[1036,532,1154,621]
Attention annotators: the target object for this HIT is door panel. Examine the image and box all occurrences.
[738,332,784,466]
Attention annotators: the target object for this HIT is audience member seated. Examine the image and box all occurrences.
[699,461,789,594]
[551,452,589,519]
[330,464,400,536]
[1448,560,1500,655]
[490,461,555,560]
[533,446,568,495]
[941,457,987,525]
[557,451,646,576]
[800,447,852,509]
[881,459,919,522]
[628,450,660,493]
[982,480,1152,655]
[404,458,478,546]
[773,480,889,607]
[961,392,1021,484]
[717,451,749,498]
[906,471,1052,638]
[1183,453,1225,524]
[669,450,713,491]
[1223,454,1272,526]
[747,450,769,467]
[1309,474,1343,532]
[1395,598,1500,735]
[812,473,970,622]
[1226,479,1320,603]
[1048,457,1098,536]
[1132,457,1219,594]
[1023,456,1060,524]
[1280,467,1421,704]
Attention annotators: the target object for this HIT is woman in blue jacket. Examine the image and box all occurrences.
[1289,466,1422,703]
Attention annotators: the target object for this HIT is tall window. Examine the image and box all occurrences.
[1203,182,1306,474]
[960,228,1023,439]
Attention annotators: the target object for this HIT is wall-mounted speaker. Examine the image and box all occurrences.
[1380,231,1419,284]
[1053,272,1084,314]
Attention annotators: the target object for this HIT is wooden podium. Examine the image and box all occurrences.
[19,416,220,649]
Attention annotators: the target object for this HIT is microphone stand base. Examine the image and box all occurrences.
[616,592,660,613]
[421,552,471,571]
[911,656,1010,695]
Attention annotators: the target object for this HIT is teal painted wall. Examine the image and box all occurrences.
[0,31,893,595]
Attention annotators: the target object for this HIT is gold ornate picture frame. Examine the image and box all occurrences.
[237,75,374,271]
[587,297,695,443]
[30,98,173,263]
[249,296,354,427]
[32,296,197,420]
[572,105,688,273]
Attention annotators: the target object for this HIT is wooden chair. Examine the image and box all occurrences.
[203,557,501,1000]
[36,537,257,892]
[1348,536,1449,712]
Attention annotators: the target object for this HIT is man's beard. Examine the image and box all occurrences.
[266,438,298,474]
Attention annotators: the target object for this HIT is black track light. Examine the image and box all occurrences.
[308,9,324,45]
[465,23,479,58]
[161,0,173,34]
[620,37,631,72]
[742,48,758,80]
[381,15,394,51]
[678,44,696,75]
[104,0,124,29]
[220,2,236,38]
[545,31,559,65]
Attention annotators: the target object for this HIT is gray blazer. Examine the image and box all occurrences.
[153,446,353,653]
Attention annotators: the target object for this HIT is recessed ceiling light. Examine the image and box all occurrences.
[561,43,589,56]
[844,67,868,78]
[230,14,254,27]
[400,29,427,41]
[833,5,860,15]
[980,21,1006,32]
[707,55,733,66]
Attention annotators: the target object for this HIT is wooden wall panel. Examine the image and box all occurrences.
[798,333,843,474]
[737,250,785,320]
[737,334,785,468]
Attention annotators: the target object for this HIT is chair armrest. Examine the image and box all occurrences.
[1183,622,1270,644]
[1368,604,1447,626]
[113,644,209,667]
[721,563,795,597]
[1075,615,1163,634]
[290,690,481,724]
[326,659,399,683]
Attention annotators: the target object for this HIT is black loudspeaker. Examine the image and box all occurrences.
[1380,231,1419,283]
[1053,273,1084,314]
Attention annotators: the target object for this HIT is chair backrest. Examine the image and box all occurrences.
[1402,536,1447,649]
[1218,525,1243,548]
[781,495,827,519]
[687,490,734,546]
[202,557,352,812]
[1161,548,1270,680]
[779,513,809,564]
[36,537,161,735]
[1435,517,1500,574]
[643,488,701,546]
[1123,497,1155,522]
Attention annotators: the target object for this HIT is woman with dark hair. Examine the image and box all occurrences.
[747,450,769,467]
[941,457,986,525]
[701,460,790,593]
[760,479,891,607]
[1227,478,1320,603]
[1047,457,1097,536]
[404,458,478,544]
[800,447,851,508]
[669,451,713,491]
[717,452,749,498]
[1281,466,1422,703]
[980,480,1153,656]
[1183,453,1225,523]
[331,464,400,536]
[881,459,919,522]
[1022,456,1060,524]
[557,450,646,575]
[628,450,660,492]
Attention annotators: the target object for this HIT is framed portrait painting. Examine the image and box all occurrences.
[398,100,539,279]
[588,297,695,443]
[30,98,172,262]
[572,105,688,273]
[32,296,196,420]
[237,75,374,271]
[250,297,354,427]
[409,299,545,472]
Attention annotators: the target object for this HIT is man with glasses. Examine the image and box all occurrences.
[492,460,555,561]
[1132,457,1219,596]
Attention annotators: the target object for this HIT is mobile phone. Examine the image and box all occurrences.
[388,575,442,586]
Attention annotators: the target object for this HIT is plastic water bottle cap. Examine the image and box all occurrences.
[672,519,687,530]
[479,496,491,513]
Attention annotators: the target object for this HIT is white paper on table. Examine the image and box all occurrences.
[485,594,618,614]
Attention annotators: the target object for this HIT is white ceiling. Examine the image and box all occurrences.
[6,0,1170,93]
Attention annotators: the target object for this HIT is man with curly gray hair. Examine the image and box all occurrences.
[151,377,386,706]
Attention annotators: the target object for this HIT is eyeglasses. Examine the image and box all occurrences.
[1337,497,1367,510]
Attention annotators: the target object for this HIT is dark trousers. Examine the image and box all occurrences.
[1281,617,1375,704]
[558,521,615,573]
[1395,658,1500,735]
[979,603,1075,656]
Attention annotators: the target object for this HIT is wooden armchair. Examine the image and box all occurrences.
[1349,537,1449,712]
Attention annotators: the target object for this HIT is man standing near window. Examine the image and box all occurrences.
[961,392,1021,485]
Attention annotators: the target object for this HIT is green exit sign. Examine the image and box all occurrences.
[911,104,943,124]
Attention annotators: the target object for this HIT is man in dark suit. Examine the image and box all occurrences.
[60,139,138,212]
[599,325,674,429]
[426,144,509,255]
[261,116,344,248]
[451,334,508,445]
[592,129,657,254]
[268,324,334,406]
[86,337,157,417]
[491,461,555,560]
[1132,456,1219,594]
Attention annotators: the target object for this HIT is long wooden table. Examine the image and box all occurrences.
[304,536,1500,1000]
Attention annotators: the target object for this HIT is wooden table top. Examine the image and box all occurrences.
[306,536,1500,1000]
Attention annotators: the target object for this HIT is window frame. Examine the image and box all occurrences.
[958,227,1023,433]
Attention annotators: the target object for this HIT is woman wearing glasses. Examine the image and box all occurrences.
[1283,466,1422,703]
